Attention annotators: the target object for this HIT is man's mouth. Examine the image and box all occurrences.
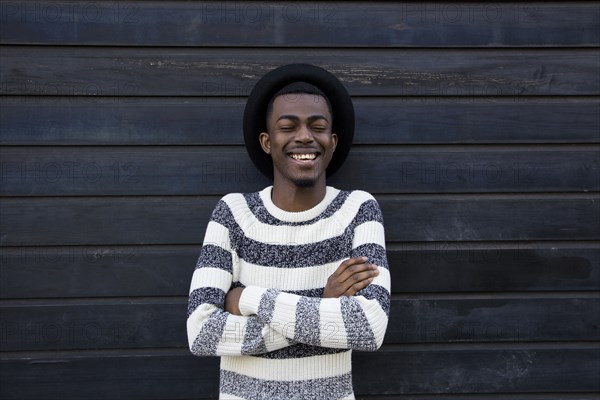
[289,153,318,161]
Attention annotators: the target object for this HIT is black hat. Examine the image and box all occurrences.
[243,64,354,180]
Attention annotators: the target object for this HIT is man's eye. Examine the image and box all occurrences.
[312,126,326,132]
[279,126,294,131]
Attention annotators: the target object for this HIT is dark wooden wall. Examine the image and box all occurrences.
[1,1,599,399]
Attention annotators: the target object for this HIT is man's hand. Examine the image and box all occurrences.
[323,257,379,298]
[225,287,244,316]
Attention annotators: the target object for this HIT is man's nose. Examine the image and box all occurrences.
[295,125,314,142]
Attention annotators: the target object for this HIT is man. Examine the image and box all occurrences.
[187,64,390,400]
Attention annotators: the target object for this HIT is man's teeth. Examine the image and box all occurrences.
[290,154,317,160]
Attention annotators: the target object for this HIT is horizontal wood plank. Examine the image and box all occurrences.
[1,297,598,351]
[352,346,600,395]
[388,244,600,293]
[2,244,597,299]
[1,146,597,195]
[2,97,598,146]
[1,301,186,351]
[385,296,600,345]
[0,350,220,400]
[2,47,599,96]
[1,2,598,47]
[0,245,197,299]
[357,396,600,400]
[2,196,598,246]
[1,346,598,399]
[0,1,600,47]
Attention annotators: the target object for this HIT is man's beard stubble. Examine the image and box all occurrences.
[292,178,316,188]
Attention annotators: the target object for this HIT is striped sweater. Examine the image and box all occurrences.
[187,186,390,400]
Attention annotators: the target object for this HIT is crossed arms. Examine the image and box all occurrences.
[187,195,390,356]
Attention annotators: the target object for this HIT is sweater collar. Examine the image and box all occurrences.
[259,186,340,223]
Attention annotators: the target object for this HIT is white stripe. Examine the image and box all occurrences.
[271,292,300,339]
[263,325,293,353]
[347,189,375,203]
[203,221,232,251]
[356,296,389,349]
[238,260,339,291]
[219,394,246,400]
[220,351,352,381]
[353,220,385,248]
[372,266,391,293]
[319,298,348,348]
[244,216,345,245]
[214,314,247,355]
[190,267,231,293]
[187,303,217,348]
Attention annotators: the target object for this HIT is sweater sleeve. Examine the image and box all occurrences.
[238,196,390,351]
[187,199,293,357]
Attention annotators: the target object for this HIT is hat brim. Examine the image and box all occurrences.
[243,64,354,180]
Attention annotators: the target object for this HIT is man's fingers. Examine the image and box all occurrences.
[324,257,379,298]
[338,261,378,284]
[345,277,374,296]
[340,268,379,293]
[332,257,368,276]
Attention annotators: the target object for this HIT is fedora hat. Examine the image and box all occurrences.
[243,64,354,180]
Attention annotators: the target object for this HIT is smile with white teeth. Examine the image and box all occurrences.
[290,153,317,161]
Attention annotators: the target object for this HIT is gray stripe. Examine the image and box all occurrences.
[256,288,279,324]
[238,235,352,268]
[255,343,347,359]
[294,297,321,346]
[357,283,390,316]
[191,310,227,356]
[196,244,233,273]
[210,199,238,230]
[352,243,388,269]
[340,296,377,351]
[241,317,268,355]
[188,287,226,317]
[348,199,384,227]
[220,370,353,400]
[287,288,323,297]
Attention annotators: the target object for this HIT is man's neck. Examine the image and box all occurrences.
[270,179,327,212]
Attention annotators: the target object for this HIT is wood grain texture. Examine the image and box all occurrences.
[1,296,598,351]
[1,2,598,398]
[2,195,598,246]
[1,2,598,47]
[1,346,598,399]
[1,244,597,299]
[352,346,600,394]
[1,145,597,195]
[2,97,598,145]
[2,47,599,96]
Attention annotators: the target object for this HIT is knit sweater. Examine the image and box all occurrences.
[187,186,390,400]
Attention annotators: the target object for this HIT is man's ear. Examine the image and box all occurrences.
[259,132,271,154]
[331,133,338,152]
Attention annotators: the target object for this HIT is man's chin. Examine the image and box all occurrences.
[292,178,316,188]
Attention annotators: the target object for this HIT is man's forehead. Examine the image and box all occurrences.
[270,97,332,123]
[272,92,330,111]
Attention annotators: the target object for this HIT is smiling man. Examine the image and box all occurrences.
[259,81,338,209]
[187,64,391,400]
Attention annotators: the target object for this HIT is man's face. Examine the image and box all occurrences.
[260,93,338,188]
